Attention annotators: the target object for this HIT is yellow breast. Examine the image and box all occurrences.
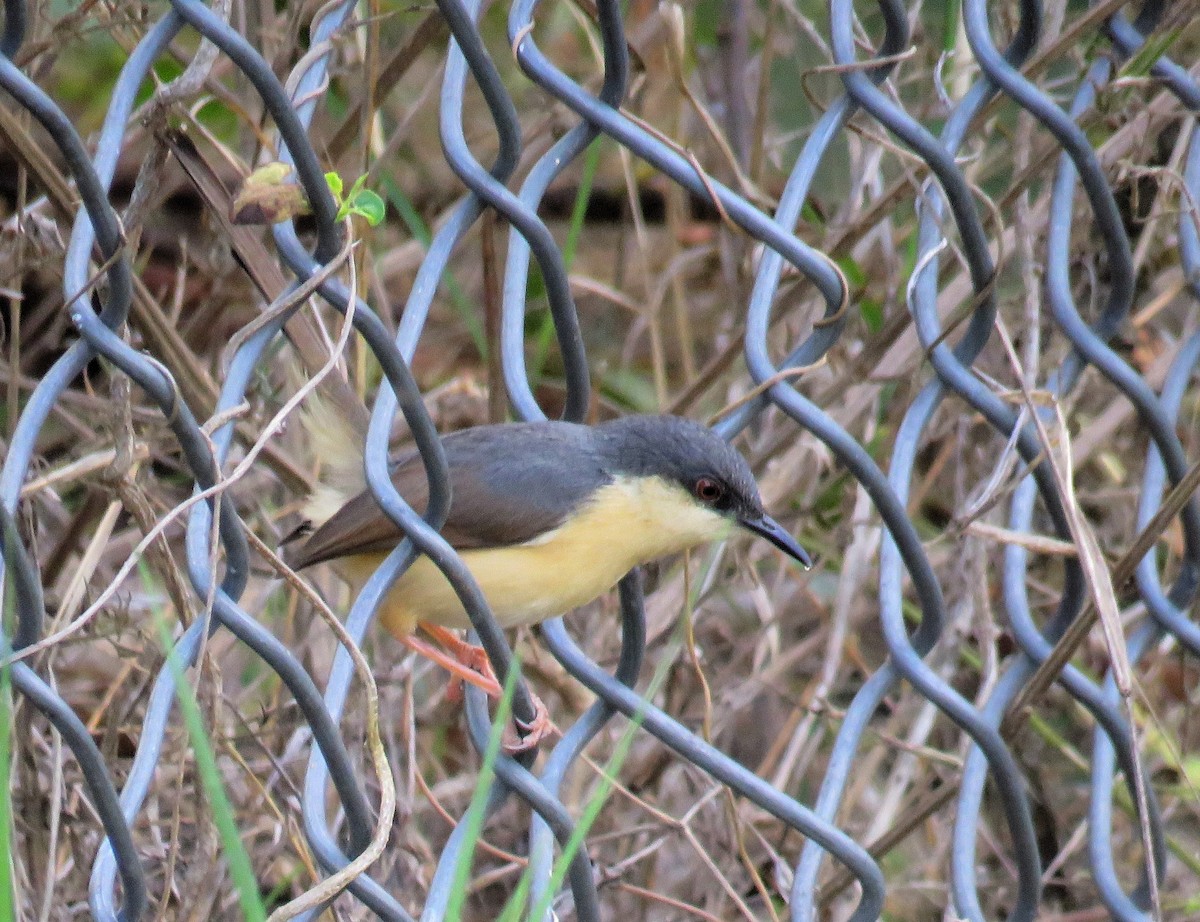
[337,475,733,637]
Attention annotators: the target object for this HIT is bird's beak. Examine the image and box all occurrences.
[738,514,812,569]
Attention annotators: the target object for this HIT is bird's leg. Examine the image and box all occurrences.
[415,623,555,753]
[418,623,498,689]
[400,632,502,698]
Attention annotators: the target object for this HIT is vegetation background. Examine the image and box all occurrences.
[0,0,1198,919]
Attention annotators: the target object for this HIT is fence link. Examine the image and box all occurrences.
[0,0,1197,919]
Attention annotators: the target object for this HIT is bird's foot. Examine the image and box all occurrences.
[502,692,554,755]
[409,624,555,752]
[448,669,555,754]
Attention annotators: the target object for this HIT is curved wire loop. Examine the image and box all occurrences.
[0,0,1194,919]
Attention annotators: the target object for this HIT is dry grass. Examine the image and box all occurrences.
[1,1,1198,920]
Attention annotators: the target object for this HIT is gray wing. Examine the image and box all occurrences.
[287,421,609,568]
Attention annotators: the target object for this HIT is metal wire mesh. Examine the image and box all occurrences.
[0,0,1197,919]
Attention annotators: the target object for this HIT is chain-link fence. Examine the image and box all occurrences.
[1,0,1198,919]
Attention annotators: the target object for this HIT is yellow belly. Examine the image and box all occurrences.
[334,475,733,637]
[342,543,633,635]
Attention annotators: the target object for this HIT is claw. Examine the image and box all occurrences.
[502,693,554,755]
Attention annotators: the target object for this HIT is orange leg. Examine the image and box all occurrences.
[418,623,497,683]
[410,623,555,753]
[400,632,502,697]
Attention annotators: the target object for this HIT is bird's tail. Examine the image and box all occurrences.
[296,386,366,528]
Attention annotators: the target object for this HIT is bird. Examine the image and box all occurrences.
[284,405,811,749]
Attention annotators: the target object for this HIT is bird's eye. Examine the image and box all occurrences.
[694,478,724,503]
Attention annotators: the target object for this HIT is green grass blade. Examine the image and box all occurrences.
[525,680,660,922]
[493,871,533,922]
[380,176,487,355]
[510,628,680,922]
[941,0,962,53]
[1118,27,1182,80]
[562,138,603,271]
[0,585,12,920]
[445,657,520,921]
[156,617,266,922]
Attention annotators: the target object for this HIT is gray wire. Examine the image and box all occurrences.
[0,1,1194,919]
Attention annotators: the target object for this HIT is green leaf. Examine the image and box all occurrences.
[324,170,344,200]
[344,188,386,226]
[330,172,385,226]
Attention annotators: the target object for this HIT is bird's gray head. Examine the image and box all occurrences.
[595,415,811,567]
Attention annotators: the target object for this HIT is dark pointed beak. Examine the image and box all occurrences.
[738,514,812,569]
